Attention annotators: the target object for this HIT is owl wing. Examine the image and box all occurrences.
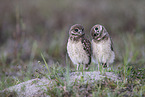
[110,36,114,51]
[81,37,91,64]
[106,32,114,51]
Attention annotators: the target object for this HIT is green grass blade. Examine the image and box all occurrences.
[41,53,51,75]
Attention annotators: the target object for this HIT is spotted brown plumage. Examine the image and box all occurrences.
[67,24,91,70]
[81,38,91,66]
[90,24,115,69]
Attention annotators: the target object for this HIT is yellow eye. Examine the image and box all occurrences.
[95,27,98,30]
[74,29,78,32]
[94,33,97,36]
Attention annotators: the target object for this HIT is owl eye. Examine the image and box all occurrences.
[74,29,78,32]
[82,28,84,31]
[95,27,98,30]
[94,33,97,36]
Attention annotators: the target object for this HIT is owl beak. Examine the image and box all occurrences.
[93,31,101,40]
[79,31,84,35]
[95,30,100,34]
[94,31,100,37]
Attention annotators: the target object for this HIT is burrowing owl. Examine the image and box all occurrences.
[90,24,115,69]
[67,24,91,70]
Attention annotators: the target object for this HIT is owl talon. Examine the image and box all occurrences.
[103,63,107,68]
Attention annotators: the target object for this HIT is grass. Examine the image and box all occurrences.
[36,52,144,97]
[0,33,145,96]
[0,33,145,97]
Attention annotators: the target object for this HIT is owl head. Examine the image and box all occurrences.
[69,24,85,37]
[90,24,108,41]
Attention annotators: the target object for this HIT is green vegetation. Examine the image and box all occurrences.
[38,54,145,96]
[0,0,145,96]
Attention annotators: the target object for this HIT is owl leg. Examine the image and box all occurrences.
[107,63,111,70]
[85,64,89,70]
[102,63,107,68]
[76,64,80,71]
[107,63,109,67]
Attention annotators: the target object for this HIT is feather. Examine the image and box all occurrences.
[81,37,92,65]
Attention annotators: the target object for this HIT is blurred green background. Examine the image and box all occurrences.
[0,0,145,86]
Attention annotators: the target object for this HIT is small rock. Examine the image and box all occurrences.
[0,71,121,97]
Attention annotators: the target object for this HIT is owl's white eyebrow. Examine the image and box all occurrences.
[99,26,102,31]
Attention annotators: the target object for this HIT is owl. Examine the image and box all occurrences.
[90,24,115,69]
[67,24,91,70]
